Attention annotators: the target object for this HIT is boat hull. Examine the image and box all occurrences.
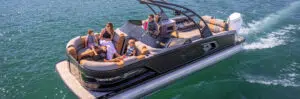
[56,43,243,98]
[65,30,242,92]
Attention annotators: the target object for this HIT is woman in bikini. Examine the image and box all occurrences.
[98,22,121,60]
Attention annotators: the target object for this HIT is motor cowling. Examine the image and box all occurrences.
[227,13,243,33]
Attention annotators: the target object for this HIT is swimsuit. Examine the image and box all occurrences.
[126,46,135,56]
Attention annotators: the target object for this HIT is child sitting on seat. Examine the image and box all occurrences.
[85,29,98,55]
[125,39,137,56]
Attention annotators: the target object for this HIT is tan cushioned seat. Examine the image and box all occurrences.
[135,41,161,55]
[81,56,139,71]
[112,32,126,54]
[66,36,85,60]
[66,36,84,51]
[175,29,201,41]
[67,46,77,59]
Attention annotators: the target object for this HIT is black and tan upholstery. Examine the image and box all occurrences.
[200,15,228,33]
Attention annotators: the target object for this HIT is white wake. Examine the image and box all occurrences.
[243,25,298,50]
[239,0,300,50]
[244,62,300,87]
[244,75,300,87]
[239,1,300,35]
[246,77,299,87]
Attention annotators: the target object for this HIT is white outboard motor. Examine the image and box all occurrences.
[227,13,243,33]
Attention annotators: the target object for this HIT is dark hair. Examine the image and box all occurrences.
[96,46,107,53]
[93,46,107,61]
[149,14,154,18]
[106,22,114,33]
[154,14,161,23]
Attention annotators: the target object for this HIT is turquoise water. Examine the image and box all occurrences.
[1,0,300,98]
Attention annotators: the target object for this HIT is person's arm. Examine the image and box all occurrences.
[132,49,136,56]
[90,46,98,55]
[85,36,88,48]
[99,29,105,40]
[103,58,119,62]
[143,20,148,31]
[110,32,114,41]
[92,49,98,55]
[147,22,150,31]
[94,35,98,45]
[155,23,160,34]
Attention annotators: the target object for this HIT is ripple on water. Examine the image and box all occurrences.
[243,62,300,87]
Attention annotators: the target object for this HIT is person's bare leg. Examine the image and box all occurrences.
[104,58,120,62]
[91,46,98,55]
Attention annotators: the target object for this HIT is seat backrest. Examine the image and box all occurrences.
[135,41,161,55]
[200,16,228,33]
[66,36,85,60]
[113,32,126,54]
[115,29,129,55]
[66,36,84,51]
[80,56,139,71]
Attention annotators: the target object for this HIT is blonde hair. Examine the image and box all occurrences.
[128,39,135,44]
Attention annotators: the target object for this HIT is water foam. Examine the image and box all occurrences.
[244,74,300,87]
[238,1,300,35]
[243,25,297,50]
[247,78,299,87]
[244,62,300,87]
[239,1,300,50]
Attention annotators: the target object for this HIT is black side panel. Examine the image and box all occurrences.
[146,33,236,73]
[79,59,147,78]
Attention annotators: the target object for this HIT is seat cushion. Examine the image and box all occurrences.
[66,36,85,51]
[67,46,77,59]
[80,56,139,71]
[81,60,119,71]
[135,41,161,55]
[176,29,201,40]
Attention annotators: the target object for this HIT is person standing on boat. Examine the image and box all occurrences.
[85,29,98,55]
[98,22,121,60]
[147,14,159,37]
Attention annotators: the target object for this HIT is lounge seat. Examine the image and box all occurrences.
[172,29,201,41]
[80,56,139,71]
[66,31,127,60]
[66,36,85,60]
[135,41,161,55]
[66,36,95,60]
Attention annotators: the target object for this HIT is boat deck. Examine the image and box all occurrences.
[56,61,109,99]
